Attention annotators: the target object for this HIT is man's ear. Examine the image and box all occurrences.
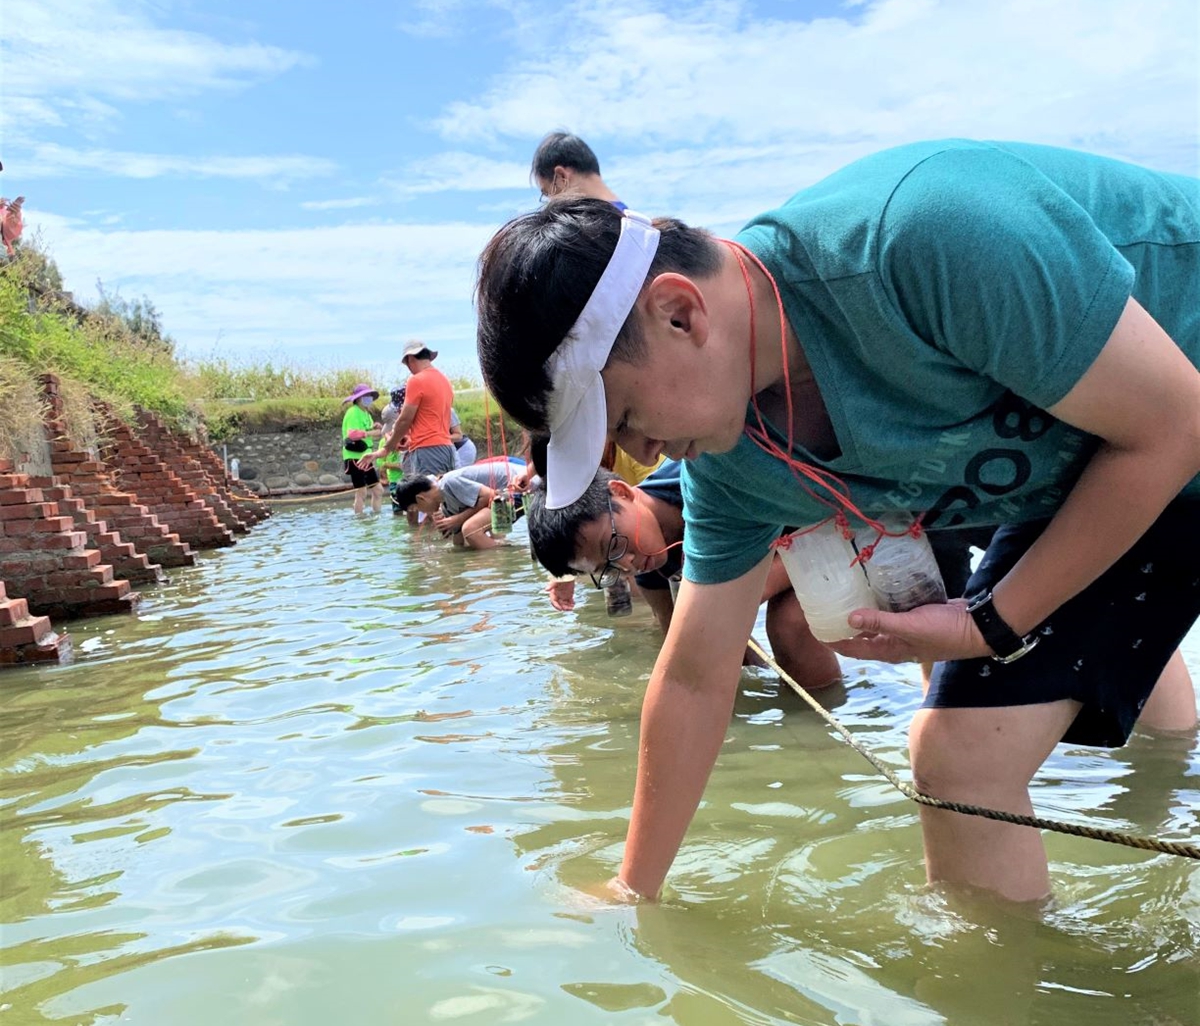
[607,479,637,504]
[643,273,708,349]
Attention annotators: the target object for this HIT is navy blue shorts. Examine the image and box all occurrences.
[924,498,1200,748]
[927,526,996,598]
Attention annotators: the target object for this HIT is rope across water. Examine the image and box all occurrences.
[746,637,1200,860]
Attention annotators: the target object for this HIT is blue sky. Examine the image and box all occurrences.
[4,0,1198,382]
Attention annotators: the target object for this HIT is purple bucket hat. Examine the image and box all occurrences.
[343,382,379,404]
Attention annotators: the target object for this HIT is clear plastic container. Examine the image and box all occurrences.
[489,491,514,534]
[859,518,947,612]
[604,575,633,617]
[776,522,878,642]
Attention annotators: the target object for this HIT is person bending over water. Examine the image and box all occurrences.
[475,139,1200,905]
[393,459,527,550]
[526,461,842,690]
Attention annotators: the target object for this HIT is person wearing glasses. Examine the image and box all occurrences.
[525,461,842,691]
[477,139,1200,905]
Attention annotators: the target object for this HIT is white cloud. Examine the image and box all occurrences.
[399,0,471,39]
[381,152,533,196]
[0,0,311,138]
[18,143,338,183]
[13,0,1198,372]
[27,209,494,363]
[300,197,380,211]
[435,0,1199,177]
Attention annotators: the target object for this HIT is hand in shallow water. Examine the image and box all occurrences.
[546,578,576,611]
[829,597,991,664]
[431,511,455,537]
[577,877,644,905]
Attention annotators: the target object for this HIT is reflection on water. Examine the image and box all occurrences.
[1,505,1197,1025]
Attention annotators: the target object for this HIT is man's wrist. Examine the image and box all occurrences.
[966,589,1039,663]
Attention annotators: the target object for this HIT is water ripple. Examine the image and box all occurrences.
[0,504,1196,1025]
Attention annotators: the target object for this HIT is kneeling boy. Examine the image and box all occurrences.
[393,459,526,550]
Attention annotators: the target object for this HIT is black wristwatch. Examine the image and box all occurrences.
[966,590,1040,664]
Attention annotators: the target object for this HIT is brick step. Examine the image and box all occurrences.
[44,565,115,587]
[0,501,59,521]
[60,550,103,569]
[0,596,31,626]
[0,487,42,504]
[25,581,139,618]
[147,542,195,567]
[0,613,54,647]
[70,592,142,618]
[0,627,73,666]
[111,554,166,584]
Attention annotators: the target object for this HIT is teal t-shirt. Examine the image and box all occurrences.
[341,404,375,461]
[683,140,1200,585]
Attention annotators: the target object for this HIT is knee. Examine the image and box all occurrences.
[908,712,982,799]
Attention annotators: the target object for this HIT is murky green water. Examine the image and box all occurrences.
[2,504,1197,1025]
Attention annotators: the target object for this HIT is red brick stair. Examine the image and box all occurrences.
[24,476,166,584]
[98,413,236,550]
[39,376,195,570]
[0,468,141,619]
[0,580,73,665]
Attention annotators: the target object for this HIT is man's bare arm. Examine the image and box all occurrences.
[619,553,772,898]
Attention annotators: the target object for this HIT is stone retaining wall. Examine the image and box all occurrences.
[215,428,351,496]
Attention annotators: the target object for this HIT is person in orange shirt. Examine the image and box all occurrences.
[360,340,455,523]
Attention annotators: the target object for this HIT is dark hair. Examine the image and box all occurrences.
[527,432,549,478]
[531,132,600,181]
[526,469,620,577]
[393,475,436,509]
[475,199,721,430]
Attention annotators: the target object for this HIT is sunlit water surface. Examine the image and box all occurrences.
[1,503,1197,1026]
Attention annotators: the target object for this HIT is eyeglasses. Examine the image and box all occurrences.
[589,494,628,590]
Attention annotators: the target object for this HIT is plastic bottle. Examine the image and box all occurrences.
[859,517,948,612]
[775,521,878,642]
[490,490,514,534]
[604,574,633,617]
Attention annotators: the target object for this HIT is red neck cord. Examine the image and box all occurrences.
[628,493,683,561]
[721,239,922,558]
[481,388,513,491]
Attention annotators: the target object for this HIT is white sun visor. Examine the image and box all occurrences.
[544,210,660,509]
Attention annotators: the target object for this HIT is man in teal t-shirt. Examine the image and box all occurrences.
[680,141,1200,583]
[475,140,1200,908]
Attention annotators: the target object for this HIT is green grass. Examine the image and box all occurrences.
[0,240,510,446]
[453,390,526,455]
[203,389,525,453]
[0,253,191,423]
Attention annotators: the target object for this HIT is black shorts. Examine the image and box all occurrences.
[924,498,1200,748]
[927,526,997,598]
[344,460,380,489]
